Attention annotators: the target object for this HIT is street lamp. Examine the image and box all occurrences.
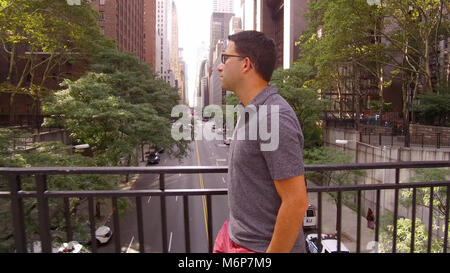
[73,144,90,150]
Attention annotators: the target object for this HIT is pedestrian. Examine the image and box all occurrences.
[213,31,309,253]
[367,208,375,230]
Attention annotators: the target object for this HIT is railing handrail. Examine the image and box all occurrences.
[1,161,449,254]
[0,160,449,175]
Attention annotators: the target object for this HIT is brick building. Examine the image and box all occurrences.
[91,0,147,63]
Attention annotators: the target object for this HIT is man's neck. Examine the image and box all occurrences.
[235,81,269,107]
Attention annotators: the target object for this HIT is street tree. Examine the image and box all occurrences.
[0,0,115,123]
[271,62,329,148]
[43,50,190,166]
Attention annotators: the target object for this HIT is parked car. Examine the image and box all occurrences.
[146,152,160,165]
[95,226,113,245]
[223,137,232,145]
[303,204,317,231]
[57,241,85,253]
[306,233,350,253]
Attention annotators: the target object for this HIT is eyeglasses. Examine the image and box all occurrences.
[221,53,246,64]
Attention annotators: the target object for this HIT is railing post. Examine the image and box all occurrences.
[427,187,434,253]
[317,192,322,252]
[63,197,73,242]
[336,191,342,253]
[356,190,361,253]
[392,169,400,253]
[112,197,121,253]
[183,195,191,253]
[207,195,213,253]
[9,175,27,253]
[36,175,52,253]
[88,197,97,253]
[135,196,145,253]
[443,186,449,253]
[160,173,168,253]
[375,190,381,248]
[410,188,417,253]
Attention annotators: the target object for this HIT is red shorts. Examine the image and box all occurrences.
[213,219,257,253]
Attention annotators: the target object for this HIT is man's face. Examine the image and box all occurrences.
[218,41,244,92]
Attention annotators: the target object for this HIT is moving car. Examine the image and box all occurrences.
[146,152,160,165]
[95,225,113,245]
[306,233,350,253]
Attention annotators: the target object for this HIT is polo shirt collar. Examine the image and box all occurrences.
[238,84,278,108]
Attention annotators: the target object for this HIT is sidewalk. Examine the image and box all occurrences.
[307,182,376,253]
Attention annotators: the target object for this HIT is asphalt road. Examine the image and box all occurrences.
[98,119,230,253]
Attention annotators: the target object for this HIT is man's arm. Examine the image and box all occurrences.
[266,174,308,253]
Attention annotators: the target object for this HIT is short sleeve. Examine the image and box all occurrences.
[259,111,305,180]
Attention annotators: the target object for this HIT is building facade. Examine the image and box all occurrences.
[144,0,157,71]
[237,0,309,69]
[91,0,146,62]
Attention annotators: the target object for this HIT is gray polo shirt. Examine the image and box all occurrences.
[227,84,306,253]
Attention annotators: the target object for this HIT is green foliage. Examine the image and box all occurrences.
[43,50,190,166]
[298,0,449,121]
[271,63,329,148]
[0,0,114,86]
[415,85,450,126]
[303,146,365,205]
[378,218,445,253]
[0,129,130,252]
[401,168,450,220]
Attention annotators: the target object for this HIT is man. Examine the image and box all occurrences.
[213,31,309,253]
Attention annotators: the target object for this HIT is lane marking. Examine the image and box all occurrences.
[195,140,210,245]
[126,236,134,253]
[168,232,173,252]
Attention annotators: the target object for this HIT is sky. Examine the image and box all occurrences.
[174,0,240,106]
[174,0,211,106]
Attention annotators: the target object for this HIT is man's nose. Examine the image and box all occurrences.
[218,63,224,72]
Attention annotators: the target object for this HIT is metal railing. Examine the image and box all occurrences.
[1,161,449,253]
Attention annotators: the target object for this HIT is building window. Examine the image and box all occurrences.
[100,0,105,5]
[99,11,105,21]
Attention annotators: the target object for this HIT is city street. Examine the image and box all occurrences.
[98,119,230,253]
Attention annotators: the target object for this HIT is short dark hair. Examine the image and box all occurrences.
[228,31,276,82]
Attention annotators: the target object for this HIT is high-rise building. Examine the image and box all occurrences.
[156,0,173,83]
[91,0,146,62]
[209,11,234,106]
[213,0,234,13]
[210,12,235,66]
[171,1,185,104]
[237,0,309,69]
[144,0,157,72]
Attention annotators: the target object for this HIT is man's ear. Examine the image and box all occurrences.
[242,57,252,72]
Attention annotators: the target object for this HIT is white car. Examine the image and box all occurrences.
[95,226,113,245]
[306,233,350,253]
[223,137,232,145]
[303,204,317,230]
[57,241,85,253]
